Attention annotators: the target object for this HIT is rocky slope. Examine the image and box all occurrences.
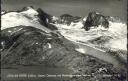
[1,26,126,81]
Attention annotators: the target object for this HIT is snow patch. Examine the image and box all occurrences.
[76,48,86,53]
[106,38,127,50]
[8,30,12,33]
[47,43,52,48]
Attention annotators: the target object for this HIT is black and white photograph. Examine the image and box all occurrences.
[1,0,127,81]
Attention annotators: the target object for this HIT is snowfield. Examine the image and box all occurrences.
[1,7,51,33]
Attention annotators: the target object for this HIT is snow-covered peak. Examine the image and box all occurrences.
[20,6,38,18]
[1,7,51,33]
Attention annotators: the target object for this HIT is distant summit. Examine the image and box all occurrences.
[1,6,58,31]
[21,6,34,11]
[59,14,81,25]
[83,11,109,31]
[37,8,58,30]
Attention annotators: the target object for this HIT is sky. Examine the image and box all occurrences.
[1,0,127,21]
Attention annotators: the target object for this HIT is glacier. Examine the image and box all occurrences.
[52,19,127,52]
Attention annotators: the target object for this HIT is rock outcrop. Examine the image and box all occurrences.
[84,11,109,31]
[59,14,81,25]
[37,8,58,30]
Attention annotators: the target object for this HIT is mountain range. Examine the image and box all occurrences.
[1,6,127,81]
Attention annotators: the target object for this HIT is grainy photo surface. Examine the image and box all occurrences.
[1,0,127,81]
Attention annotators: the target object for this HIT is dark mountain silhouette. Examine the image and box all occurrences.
[83,11,109,31]
[37,8,58,30]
